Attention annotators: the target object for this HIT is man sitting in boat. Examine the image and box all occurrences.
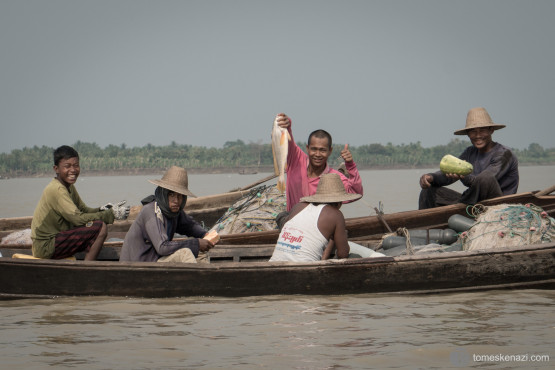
[269,173,362,262]
[120,166,215,263]
[274,113,363,227]
[418,107,519,209]
[31,145,129,260]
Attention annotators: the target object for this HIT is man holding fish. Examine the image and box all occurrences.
[272,113,363,227]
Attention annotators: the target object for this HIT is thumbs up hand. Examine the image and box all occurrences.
[340,144,353,163]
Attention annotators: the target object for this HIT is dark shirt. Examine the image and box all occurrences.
[430,142,519,195]
[120,202,207,262]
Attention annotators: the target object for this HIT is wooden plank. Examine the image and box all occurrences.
[1,244,277,262]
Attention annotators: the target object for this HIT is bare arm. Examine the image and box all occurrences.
[337,144,363,196]
[332,213,349,259]
[321,240,335,260]
[318,205,350,259]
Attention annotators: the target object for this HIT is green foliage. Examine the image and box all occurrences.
[0,140,553,177]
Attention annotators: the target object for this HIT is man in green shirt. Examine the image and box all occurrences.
[31,145,129,260]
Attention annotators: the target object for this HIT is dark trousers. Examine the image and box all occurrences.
[418,172,503,209]
[52,220,103,259]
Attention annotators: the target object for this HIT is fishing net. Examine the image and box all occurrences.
[210,184,286,235]
[0,229,32,245]
[462,203,555,251]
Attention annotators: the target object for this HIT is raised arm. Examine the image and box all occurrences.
[339,144,363,196]
[275,113,305,165]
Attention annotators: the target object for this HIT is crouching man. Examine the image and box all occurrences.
[270,173,362,262]
[120,166,215,263]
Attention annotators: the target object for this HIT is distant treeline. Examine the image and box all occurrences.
[1,140,554,177]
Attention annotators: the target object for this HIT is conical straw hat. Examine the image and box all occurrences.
[454,107,506,135]
[300,173,362,203]
[148,166,197,197]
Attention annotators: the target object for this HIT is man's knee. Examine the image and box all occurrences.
[473,171,497,186]
[158,248,197,263]
[418,187,435,209]
[461,171,502,204]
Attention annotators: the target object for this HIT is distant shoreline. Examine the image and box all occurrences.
[1,162,553,179]
[0,165,432,179]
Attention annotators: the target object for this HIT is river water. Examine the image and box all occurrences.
[1,167,554,369]
[1,166,554,219]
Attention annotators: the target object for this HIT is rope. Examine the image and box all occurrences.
[465,203,486,218]
[397,227,415,255]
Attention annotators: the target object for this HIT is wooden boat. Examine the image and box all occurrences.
[1,241,554,298]
[1,185,554,299]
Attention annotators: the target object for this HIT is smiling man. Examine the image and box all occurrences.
[31,145,124,260]
[418,107,519,209]
[274,113,363,220]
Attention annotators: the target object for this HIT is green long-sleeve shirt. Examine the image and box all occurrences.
[31,178,114,258]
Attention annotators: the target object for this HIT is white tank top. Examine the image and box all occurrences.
[270,204,328,262]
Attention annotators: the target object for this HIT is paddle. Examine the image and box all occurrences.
[536,184,555,196]
[232,173,278,192]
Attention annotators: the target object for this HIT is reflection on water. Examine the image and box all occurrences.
[1,290,553,369]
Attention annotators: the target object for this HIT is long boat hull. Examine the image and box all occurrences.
[1,243,554,298]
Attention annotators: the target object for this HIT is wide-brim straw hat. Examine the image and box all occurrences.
[300,173,362,203]
[454,107,506,135]
[148,166,197,197]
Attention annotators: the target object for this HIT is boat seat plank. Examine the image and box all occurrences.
[12,253,76,261]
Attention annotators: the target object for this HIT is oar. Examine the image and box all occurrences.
[535,184,555,196]
[233,173,278,192]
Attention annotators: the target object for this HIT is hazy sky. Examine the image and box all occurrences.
[1,0,554,154]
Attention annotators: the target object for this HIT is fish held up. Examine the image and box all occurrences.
[271,114,291,193]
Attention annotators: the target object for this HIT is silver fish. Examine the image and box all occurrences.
[271,116,290,193]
